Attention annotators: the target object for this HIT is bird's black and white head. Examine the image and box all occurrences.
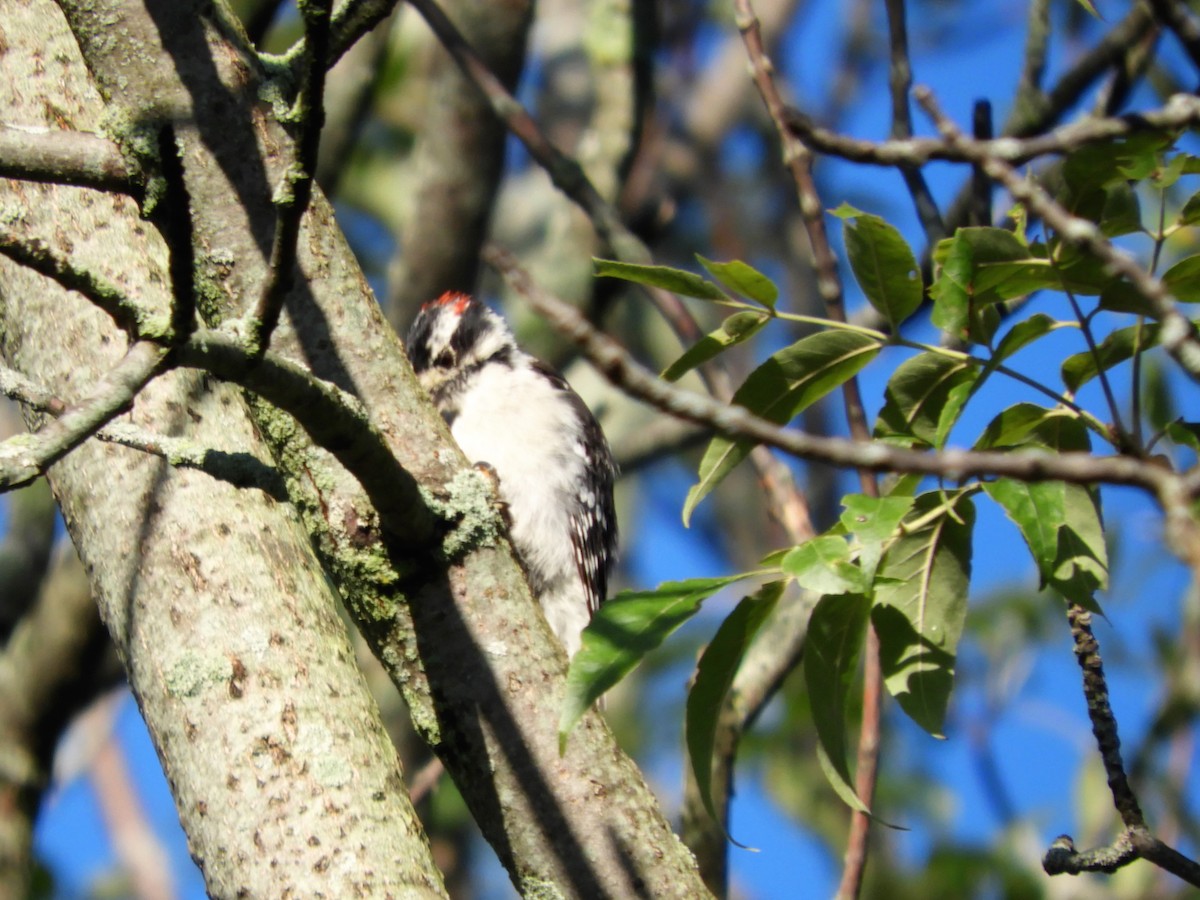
[406,292,518,407]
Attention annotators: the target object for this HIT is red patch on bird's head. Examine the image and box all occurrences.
[424,291,473,315]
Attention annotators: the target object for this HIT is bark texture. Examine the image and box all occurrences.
[0,4,447,897]
[18,0,709,896]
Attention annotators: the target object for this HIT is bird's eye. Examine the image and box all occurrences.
[435,350,455,368]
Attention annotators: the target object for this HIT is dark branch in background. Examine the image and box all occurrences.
[0,544,111,900]
[914,86,1200,383]
[249,0,333,356]
[404,0,650,265]
[1145,0,1200,75]
[883,0,944,245]
[0,126,138,197]
[731,0,882,893]
[970,100,993,227]
[1016,0,1050,106]
[1042,607,1200,887]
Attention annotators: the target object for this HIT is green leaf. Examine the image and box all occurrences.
[1061,323,1161,393]
[696,256,779,308]
[1098,280,1157,316]
[872,490,975,737]
[593,258,726,300]
[781,536,865,594]
[662,311,769,382]
[1179,190,1200,227]
[874,352,976,448]
[991,313,1058,365]
[804,592,871,812]
[929,231,971,337]
[975,403,1087,451]
[930,228,1049,341]
[686,581,783,841]
[977,409,1106,609]
[559,574,747,749]
[836,207,923,328]
[683,331,880,523]
[983,480,1106,609]
[1167,421,1200,454]
[1163,255,1200,302]
[839,494,915,584]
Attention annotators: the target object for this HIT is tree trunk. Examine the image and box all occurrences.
[0,3,447,897]
[3,0,712,896]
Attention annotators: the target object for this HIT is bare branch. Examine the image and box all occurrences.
[1146,0,1200,74]
[781,92,1200,168]
[883,0,944,244]
[1042,607,1200,888]
[485,244,1180,497]
[0,126,136,195]
[0,341,167,491]
[249,0,333,356]
[914,86,1200,383]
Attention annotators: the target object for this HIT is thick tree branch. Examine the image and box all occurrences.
[0,125,137,195]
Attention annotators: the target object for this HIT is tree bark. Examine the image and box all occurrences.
[0,3,447,897]
[11,0,710,895]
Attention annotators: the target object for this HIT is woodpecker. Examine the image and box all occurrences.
[406,292,617,657]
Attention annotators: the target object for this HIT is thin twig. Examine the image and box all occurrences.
[281,0,403,79]
[1145,0,1200,73]
[249,0,333,357]
[781,92,1200,169]
[883,0,944,245]
[731,1,882,892]
[1042,607,1200,888]
[0,342,168,491]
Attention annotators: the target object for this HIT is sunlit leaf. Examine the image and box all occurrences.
[593,258,726,300]
[662,310,769,382]
[559,574,747,749]
[839,494,915,585]
[805,592,871,812]
[686,581,783,841]
[696,256,779,308]
[683,331,880,523]
[1167,421,1200,454]
[781,536,865,594]
[872,490,975,737]
[834,205,923,328]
